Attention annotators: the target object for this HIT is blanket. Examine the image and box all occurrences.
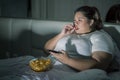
[0,55,119,80]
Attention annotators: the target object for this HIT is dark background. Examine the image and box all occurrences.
[0,0,120,21]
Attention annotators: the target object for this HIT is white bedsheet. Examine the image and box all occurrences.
[0,56,120,80]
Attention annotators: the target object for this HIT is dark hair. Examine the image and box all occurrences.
[105,4,120,23]
[74,6,103,30]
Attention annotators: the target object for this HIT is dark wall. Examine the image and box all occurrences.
[0,0,28,18]
[0,0,120,21]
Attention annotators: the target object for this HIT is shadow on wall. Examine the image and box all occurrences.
[103,27,120,50]
[0,29,57,59]
[0,30,32,59]
[0,38,11,59]
[31,31,57,56]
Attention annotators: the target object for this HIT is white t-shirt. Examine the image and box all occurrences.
[54,30,115,58]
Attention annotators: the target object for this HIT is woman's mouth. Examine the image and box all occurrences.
[73,23,79,30]
[74,26,79,30]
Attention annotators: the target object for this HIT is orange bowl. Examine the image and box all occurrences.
[29,58,52,72]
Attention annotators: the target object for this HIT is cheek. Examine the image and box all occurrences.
[77,22,90,29]
[81,21,90,26]
[78,22,87,27]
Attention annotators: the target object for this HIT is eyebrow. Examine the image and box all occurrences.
[74,17,87,20]
[78,17,87,19]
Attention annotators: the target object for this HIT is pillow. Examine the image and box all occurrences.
[108,71,120,80]
[106,43,120,73]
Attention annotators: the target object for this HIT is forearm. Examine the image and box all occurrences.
[63,52,112,71]
[44,33,64,50]
[65,57,100,71]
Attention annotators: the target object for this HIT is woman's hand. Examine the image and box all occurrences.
[60,24,75,37]
[50,50,70,64]
[44,24,74,50]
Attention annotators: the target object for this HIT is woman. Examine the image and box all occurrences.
[45,6,118,72]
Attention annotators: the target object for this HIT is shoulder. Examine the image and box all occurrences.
[91,30,106,37]
[90,30,115,55]
[90,30,113,41]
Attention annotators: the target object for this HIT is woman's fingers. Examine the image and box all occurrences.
[65,25,74,33]
[60,24,75,36]
[61,50,66,54]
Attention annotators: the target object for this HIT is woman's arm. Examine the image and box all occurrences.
[67,51,112,71]
[50,51,112,71]
[44,24,74,50]
[44,33,64,50]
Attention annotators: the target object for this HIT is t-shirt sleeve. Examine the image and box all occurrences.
[90,33,114,55]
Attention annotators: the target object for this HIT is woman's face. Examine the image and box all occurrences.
[74,12,93,34]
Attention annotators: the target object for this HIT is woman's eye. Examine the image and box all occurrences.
[78,19,82,21]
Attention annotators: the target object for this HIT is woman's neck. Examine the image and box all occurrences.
[75,29,94,35]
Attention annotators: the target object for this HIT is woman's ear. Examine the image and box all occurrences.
[90,19,94,26]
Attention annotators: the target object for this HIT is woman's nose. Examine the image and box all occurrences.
[74,21,78,26]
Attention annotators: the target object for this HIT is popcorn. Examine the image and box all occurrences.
[29,58,52,72]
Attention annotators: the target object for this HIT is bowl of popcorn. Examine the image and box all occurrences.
[29,57,52,72]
